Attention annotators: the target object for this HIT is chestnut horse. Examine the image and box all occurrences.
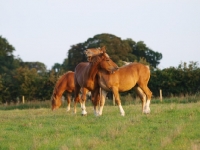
[74,50,118,116]
[51,71,90,111]
[51,71,74,111]
[85,47,152,116]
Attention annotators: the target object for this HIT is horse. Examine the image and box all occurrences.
[84,47,152,116]
[74,48,118,116]
[51,71,74,111]
[51,71,90,111]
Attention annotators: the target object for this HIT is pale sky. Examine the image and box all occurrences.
[1,0,200,69]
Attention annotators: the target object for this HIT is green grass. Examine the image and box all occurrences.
[0,101,200,150]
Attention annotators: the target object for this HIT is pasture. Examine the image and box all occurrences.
[0,100,200,150]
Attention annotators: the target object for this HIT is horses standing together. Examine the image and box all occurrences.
[51,46,152,116]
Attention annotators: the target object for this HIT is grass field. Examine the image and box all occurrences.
[0,101,200,150]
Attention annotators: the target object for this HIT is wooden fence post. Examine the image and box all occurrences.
[159,89,162,102]
[22,96,25,104]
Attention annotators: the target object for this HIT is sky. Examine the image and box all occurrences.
[1,0,200,70]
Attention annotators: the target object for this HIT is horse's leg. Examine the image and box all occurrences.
[98,88,107,116]
[112,87,125,116]
[74,95,80,114]
[133,86,146,113]
[80,88,88,116]
[66,92,71,112]
[91,89,100,116]
[137,83,152,114]
[74,83,81,114]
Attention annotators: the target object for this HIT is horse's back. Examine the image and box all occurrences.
[66,71,75,81]
[120,63,150,76]
[115,63,150,90]
[64,71,75,92]
[74,62,89,86]
[126,63,151,83]
[66,71,74,78]
[75,62,89,74]
[131,63,150,79]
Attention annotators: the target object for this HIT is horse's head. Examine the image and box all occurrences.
[51,93,61,110]
[84,46,106,61]
[91,51,119,73]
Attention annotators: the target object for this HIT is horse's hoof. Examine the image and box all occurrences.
[81,113,87,116]
[95,113,102,117]
[121,113,125,116]
[143,109,150,114]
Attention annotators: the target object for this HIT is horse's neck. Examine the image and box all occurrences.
[54,85,66,98]
[97,69,111,82]
[86,63,99,81]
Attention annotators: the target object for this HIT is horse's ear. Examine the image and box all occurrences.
[101,46,106,53]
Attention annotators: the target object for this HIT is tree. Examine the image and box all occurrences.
[61,58,70,71]
[148,61,200,97]
[0,36,22,103]
[131,41,162,68]
[52,63,62,73]
[20,61,47,73]
[65,33,162,70]
[85,34,133,64]
[37,70,57,100]
[67,43,87,70]
[0,36,18,73]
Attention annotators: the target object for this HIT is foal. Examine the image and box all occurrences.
[85,47,152,116]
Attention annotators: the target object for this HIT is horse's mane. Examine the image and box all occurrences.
[53,71,73,94]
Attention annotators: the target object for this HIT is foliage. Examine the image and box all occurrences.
[0,36,16,73]
[67,43,88,70]
[149,61,200,97]
[20,61,47,72]
[0,36,58,103]
[131,41,162,68]
[67,33,162,70]
[1,34,200,103]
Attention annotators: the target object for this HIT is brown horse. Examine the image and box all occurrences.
[85,47,152,116]
[51,71,75,111]
[74,49,118,116]
[51,71,90,111]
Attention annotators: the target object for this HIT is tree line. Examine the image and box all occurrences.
[0,34,199,104]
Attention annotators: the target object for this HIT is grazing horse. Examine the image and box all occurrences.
[51,71,75,111]
[84,47,152,116]
[74,49,118,116]
[51,71,90,111]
